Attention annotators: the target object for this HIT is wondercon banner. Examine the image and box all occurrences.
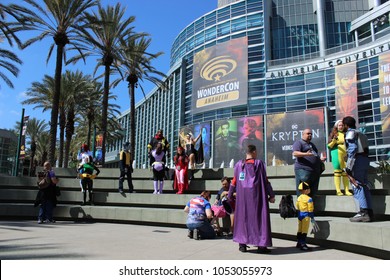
[379,52,390,144]
[192,37,248,114]
[335,63,358,122]
[179,122,211,167]
[266,108,326,166]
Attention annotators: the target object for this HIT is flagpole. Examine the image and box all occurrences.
[14,108,25,176]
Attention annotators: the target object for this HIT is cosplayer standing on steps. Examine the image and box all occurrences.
[343,116,373,222]
[35,161,59,224]
[77,144,93,192]
[147,129,170,166]
[174,146,189,194]
[327,120,352,196]
[233,145,275,254]
[78,156,100,205]
[296,182,315,251]
[181,132,202,170]
[151,142,166,194]
[119,142,134,194]
[184,191,216,240]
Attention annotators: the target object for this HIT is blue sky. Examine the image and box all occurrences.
[0,0,216,130]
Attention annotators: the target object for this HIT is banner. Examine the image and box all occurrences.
[214,119,240,167]
[179,122,211,167]
[192,37,248,114]
[95,133,104,167]
[20,116,29,159]
[379,52,390,144]
[266,109,326,166]
[335,63,358,121]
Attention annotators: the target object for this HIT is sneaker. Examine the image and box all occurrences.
[193,229,200,240]
[187,230,193,239]
[239,244,248,252]
[44,219,55,223]
[38,219,43,224]
[300,244,311,251]
[119,189,124,194]
[257,247,271,254]
[349,213,371,222]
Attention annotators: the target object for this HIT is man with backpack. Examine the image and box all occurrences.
[343,116,373,222]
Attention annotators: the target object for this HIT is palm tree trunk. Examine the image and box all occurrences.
[100,64,110,165]
[64,109,75,168]
[129,82,136,164]
[58,109,66,167]
[48,44,65,166]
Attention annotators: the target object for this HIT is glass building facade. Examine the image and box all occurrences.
[106,0,390,168]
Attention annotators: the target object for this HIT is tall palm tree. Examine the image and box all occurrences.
[9,0,98,165]
[72,3,142,165]
[26,118,48,175]
[116,36,166,159]
[0,3,23,88]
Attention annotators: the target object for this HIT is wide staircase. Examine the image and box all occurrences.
[0,162,389,259]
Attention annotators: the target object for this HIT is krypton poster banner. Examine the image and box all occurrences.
[192,37,248,114]
[266,108,326,166]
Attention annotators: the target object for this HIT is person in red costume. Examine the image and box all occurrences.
[173,146,189,194]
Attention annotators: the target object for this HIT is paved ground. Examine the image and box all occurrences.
[0,220,377,260]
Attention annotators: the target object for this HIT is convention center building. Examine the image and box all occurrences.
[106,0,390,168]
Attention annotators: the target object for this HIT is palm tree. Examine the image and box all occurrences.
[0,3,23,88]
[72,3,142,165]
[116,36,166,159]
[9,0,98,165]
[26,118,48,175]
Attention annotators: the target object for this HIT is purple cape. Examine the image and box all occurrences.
[233,159,273,247]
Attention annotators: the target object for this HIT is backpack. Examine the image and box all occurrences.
[279,194,297,219]
[37,171,51,189]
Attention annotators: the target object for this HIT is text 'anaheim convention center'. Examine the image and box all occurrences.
[105,0,390,168]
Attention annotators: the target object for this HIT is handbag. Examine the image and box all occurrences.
[211,204,227,218]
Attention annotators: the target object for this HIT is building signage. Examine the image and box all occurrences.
[379,52,390,144]
[192,37,248,114]
[267,42,390,78]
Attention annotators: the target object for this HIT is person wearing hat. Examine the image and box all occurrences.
[327,120,352,196]
[296,181,314,251]
[118,142,134,194]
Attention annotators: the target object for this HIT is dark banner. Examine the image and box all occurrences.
[214,116,264,167]
[214,119,240,167]
[379,52,390,144]
[192,37,248,114]
[266,109,326,166]
[20,116,29,159]
[179,122,211,167]
[335,63,358,122]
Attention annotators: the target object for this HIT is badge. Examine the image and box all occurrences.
[239,171,245,181]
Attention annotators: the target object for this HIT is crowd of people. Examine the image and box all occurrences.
[34,116,375,253]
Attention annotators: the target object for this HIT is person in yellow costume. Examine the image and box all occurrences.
[327,120,352,196]
[296,182,314,251]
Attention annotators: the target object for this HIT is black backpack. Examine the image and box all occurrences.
[279,194,297,219]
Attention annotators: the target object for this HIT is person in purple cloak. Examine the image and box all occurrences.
[230,144,275,253]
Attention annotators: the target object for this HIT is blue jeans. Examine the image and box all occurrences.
[295,168,320,197]
[38,200,54,221]
[187,220,216,239]
[351,155,372,210]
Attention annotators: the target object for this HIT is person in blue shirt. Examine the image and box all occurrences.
[184,190,216,240]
